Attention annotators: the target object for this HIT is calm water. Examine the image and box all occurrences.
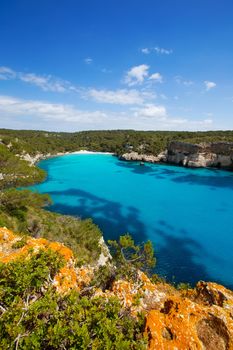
[28,154,233,288]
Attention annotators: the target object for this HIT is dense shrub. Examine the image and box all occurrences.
[0,189,102,263]
[0,249,147,350]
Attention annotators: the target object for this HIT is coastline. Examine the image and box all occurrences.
[20,141,233,171]
[70,150,114,155]
[20,150,115,166]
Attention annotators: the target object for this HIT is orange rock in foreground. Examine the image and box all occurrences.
[1,227,233,349]
[145,281,233,350]
[0,227,93,294]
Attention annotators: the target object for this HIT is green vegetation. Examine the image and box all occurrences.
[92,234,155,291]
[109,234,155,277]
[0,144,45,189]
[0,189,102,264]
[0,249,147,349]
[1,128,233,158]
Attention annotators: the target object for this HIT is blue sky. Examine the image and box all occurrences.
[0,0,232,131]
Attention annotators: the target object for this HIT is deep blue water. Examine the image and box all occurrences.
[28,154,233,288]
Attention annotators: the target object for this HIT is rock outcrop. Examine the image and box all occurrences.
[120,151,167,163]
[1,227,233,349]
[120,142,233,170]
[166,141,233,169]
[145,281,233,350]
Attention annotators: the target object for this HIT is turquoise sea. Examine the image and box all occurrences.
[29,154,233,288]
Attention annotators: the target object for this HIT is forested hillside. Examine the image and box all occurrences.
[1,129,233,157]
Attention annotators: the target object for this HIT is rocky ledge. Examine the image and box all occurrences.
[121,141,233,170]
[119,151,167,163]
[167,141,233,169]
[1,227,233,349]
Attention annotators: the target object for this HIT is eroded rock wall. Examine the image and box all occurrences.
[121,142,233,169]
[167,141,233,169]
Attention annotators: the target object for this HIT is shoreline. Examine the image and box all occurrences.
[19,150,115,166]
[69,150,114,155]
[21,147,233,172]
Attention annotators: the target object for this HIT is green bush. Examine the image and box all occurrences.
[0,250,147,349]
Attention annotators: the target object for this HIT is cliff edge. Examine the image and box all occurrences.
[121,141,233,170]
[1,227,233,349]
[167,141,233,169]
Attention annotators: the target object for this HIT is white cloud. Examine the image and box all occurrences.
[175,76,194,86]
[204,81,216,91]
[0,66,76,93]
[149,72,163,83]
[124,64,149,86]
[133,104,167,120]
[0,94,215,131]
[133,103,213,129]
[19,73,68,92]
[141,47,173,55]
[154,46,173,55]
[141,48,150,54]
[0,66,16,80]
[0,95,107,124]
[84,57,93,64]
[88,89,147,105]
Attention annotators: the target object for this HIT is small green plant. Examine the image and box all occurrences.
[12,237,28,249]
[108,234,156,281]
[176,282,191,290]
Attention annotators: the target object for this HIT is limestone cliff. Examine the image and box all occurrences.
[1,227,233,349]
[119,151,167,163]
[167,141,233,169]
[121,141,233,170]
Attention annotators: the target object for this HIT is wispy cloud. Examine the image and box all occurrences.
[19,73,69,92]
[84,57,93,64]
[124,64,150,86]
[0,66,78,93]
[88,88,152,105]
[0,94,214,131]
[141,48,150,54]
[154,46,173,55]
[149,72,163,83]
[0,66,16,80]
[101,68,112,73]
[204,81,216,91]
[133,103,167,120]
[175,76,194,86]
[133,103,213,129]
[0,95,107,123]
[141,46,173,55]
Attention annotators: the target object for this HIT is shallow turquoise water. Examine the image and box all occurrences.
[28,154,233,287]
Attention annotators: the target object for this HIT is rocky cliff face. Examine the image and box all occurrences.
[121,142,233,170]
[1,227,233,349]
[120,151,167,163]
[166,141,233,169]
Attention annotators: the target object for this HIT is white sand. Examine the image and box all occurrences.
[70,150,114,155]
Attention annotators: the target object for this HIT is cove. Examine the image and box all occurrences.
[28,154,233,288]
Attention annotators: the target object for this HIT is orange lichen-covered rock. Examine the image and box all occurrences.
[1,227,233,349]
[0,227,93,294]
[48,241,73,261]
[54,266,79,293]
[54,265,94,294]
[145,284,233,350]
[0,227,74,263]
